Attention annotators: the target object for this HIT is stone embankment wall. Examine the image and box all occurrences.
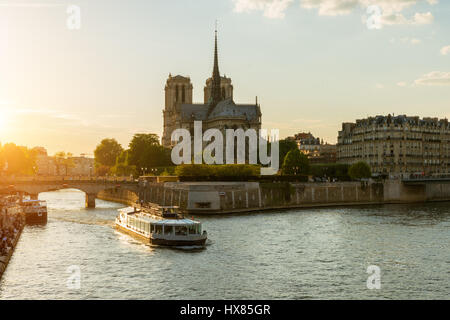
[98,180,450,214]
[424,183,450,202]
[138,181,385,214]
[97,188,138,206]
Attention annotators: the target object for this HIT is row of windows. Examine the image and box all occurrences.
[127,216,201,235]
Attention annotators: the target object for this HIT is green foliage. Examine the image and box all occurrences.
[310,163,351,181]
[111,150,136,176]
[0,143,5,172]
[0,143,36,175]
[175,164,260,178]
[160,169,170,176]
[95,165,111,176]
[94,134,172,177]
[94,138,123,167]
[127,134,171,170]
[348,161,371,180]
[281,149,310,175]
[278,138,298,166]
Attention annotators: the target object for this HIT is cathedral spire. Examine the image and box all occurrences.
[211,24,222,105]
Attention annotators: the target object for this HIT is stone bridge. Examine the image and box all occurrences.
[0,177,139,208]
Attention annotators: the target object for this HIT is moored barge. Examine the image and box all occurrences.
[115,205,207,246]
[21,199,48,224]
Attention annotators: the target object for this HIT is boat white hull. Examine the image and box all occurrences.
[115,221,207,246]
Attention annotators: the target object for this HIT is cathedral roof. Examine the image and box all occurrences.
[208,99,259,121]
[179,99,260,123]
[179,104,209,121]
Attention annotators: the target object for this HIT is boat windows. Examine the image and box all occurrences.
[175,226,188,236]
[188,226,197,235]
[164,225,173,235]
[154,225,163,234]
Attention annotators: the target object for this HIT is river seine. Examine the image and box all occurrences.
[0,189,449,299]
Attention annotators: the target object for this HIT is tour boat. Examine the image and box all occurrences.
[21,199,48,224]
[115,205,207,246]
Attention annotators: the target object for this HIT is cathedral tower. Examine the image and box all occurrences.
[162,74,193,147]
[164,74,193,110]
[205,28,233,103]
[204,76,233,103]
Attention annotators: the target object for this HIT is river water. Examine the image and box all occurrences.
[0,189,449,299]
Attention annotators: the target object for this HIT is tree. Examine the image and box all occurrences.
[128,133,171,171]
[281,149,310,175]
[111,150,136,176]
[0,143,5,174]
[174,164,259,178]
[279,138,299,166]
[54,151,74,175]
[1,143,36,175]
[348,161,371,180]
[310,163,351,181]
[94,138,123,167]
[95,165,111,176]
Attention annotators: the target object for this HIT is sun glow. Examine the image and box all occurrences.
[0,106,11,134]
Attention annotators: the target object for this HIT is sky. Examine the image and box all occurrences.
[0,0,449,156]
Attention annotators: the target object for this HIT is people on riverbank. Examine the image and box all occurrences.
[0,200,25,257]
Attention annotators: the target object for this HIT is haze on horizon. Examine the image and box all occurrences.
[0,0,449,156]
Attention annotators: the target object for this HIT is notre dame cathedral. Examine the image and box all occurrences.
[161,30,262,148]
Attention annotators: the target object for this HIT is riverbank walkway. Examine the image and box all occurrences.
[0,199,25,280]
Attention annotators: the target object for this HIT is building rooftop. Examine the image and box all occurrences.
[352,115,450,128]
[179,98,260,123]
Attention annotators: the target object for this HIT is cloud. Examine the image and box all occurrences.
[0,3,64,8]
[397,81,408,87]
[233,0,437,26]
[412,11,434,24]
[414,71,450,86]
[233,0,294,19]
[441,45,450,56]
[399,37,422,44]
[301,0,359,16]
[380,11,433,25]
[302,0,438,17]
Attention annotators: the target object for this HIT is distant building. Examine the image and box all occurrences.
[67,156,95,176]
[337,115,450,177]
[33,147,94,176]
[318,143,337,164]
[33,147,58,175]
[289,132,337,163]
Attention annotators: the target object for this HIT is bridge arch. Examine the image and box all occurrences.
[3,180,139,208]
